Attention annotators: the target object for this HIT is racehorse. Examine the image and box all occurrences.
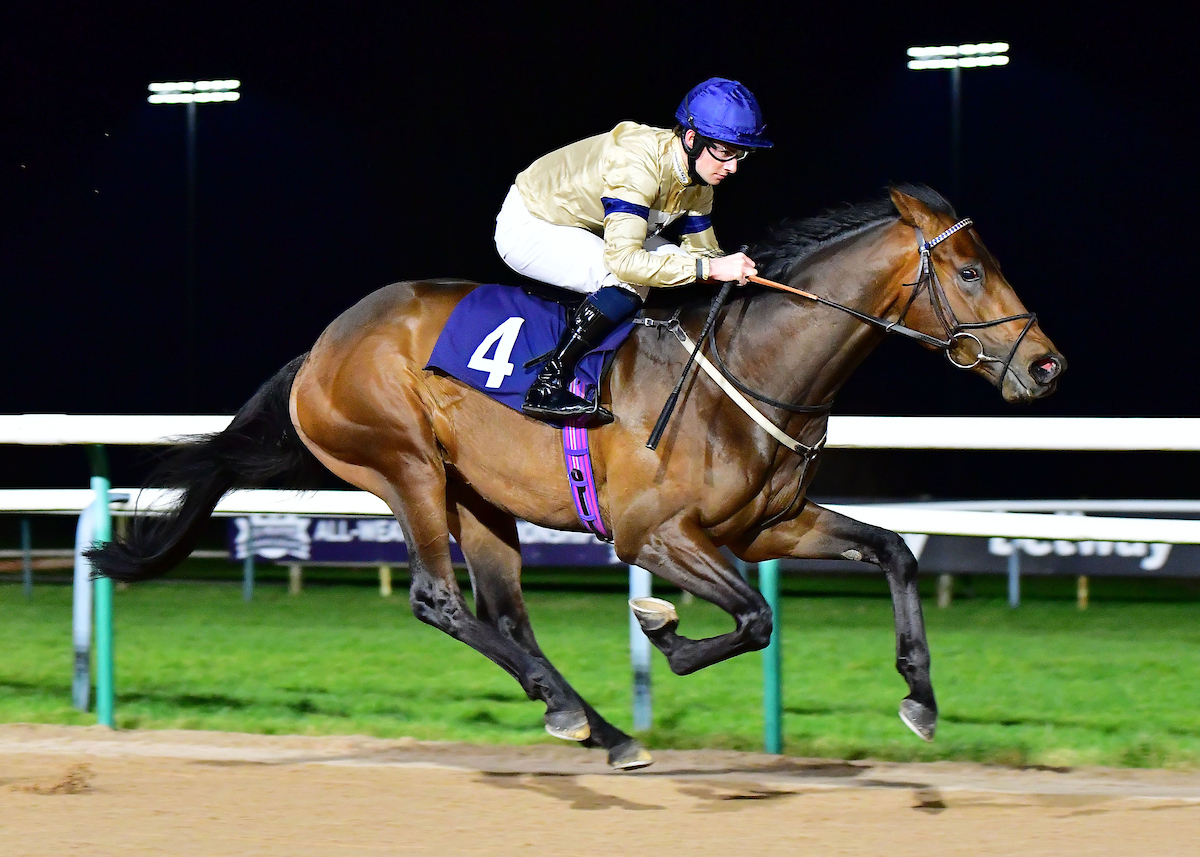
[90,185,1065,770]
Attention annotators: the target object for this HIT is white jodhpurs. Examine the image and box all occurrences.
[494,184,686,301]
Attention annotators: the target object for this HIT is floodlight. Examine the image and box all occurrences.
[906,43,1009,70]
[909,56,1009,70]
[147,80,241,103]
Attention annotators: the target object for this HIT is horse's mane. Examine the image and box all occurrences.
[748,183,956,282]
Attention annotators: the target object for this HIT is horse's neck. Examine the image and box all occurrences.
[726,220,914,412]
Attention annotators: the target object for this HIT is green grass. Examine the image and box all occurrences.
[2,579,1199,768]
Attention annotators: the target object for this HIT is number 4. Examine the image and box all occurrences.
[467,316,525,388]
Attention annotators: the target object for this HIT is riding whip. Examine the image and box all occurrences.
[646,279,735,450]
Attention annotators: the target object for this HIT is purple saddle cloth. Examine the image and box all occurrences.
[425,284,634,412]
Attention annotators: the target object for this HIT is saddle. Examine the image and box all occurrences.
[520,281,586,310]
[425,284,634,415]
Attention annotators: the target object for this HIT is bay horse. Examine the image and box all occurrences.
[90,185,1065,769]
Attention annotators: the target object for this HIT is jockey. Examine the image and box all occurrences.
[494,77,772,426]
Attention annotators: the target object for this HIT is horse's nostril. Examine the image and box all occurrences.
[1029,355,1062,386]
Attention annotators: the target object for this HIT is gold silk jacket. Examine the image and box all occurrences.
[514,122,723,288]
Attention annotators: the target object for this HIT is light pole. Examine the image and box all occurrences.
[907,44,1009,202]
[147,80,241,399]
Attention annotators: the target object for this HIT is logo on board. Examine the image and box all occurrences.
[233,514,312,560]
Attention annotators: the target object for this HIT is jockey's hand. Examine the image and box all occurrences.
[708,253,757,286]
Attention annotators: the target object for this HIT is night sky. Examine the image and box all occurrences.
[3,4,1197,497]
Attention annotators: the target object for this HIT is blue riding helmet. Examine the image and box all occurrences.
[675,78,773,149]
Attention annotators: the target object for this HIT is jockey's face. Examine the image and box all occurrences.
[684,130,743,185]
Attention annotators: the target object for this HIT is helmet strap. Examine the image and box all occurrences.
[681,128,710,187]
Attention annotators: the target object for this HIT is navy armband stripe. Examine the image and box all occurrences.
[601,197,650,220]
[678,214,713,235]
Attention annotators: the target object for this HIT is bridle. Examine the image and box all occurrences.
[894,219,1038,384]
[640,216,1044,458]
[718,218,1039,393]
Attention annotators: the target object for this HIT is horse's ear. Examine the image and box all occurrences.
[889,187,940,233]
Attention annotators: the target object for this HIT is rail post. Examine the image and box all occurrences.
[1007,549,1021,608]
[760,560,783,754]
[629,565,653,732]
[243,552,255,602]
[88,445,115,727]
[20,517,32,597]
[937,573,953,608]
[72,501,96,712]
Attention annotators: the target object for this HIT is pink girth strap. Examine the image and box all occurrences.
[562,379,611,542]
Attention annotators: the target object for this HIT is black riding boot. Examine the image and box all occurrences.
[523,300,618,426]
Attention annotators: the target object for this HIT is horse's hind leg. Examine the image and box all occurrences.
[337,451,593,741]
[741,501,938,741]
[448,483,653,769]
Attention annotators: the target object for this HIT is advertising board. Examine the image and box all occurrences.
[229,515,617,566]
[230,513,1199,577]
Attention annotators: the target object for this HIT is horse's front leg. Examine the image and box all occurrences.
[740,501,938,741]
[624,517,772,675]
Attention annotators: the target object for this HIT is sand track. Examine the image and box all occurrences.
[2,724,1198,855]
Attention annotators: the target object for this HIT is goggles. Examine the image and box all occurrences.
[704,140,751,162]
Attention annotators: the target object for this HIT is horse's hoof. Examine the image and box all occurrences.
[629,597,679,633]
[544,709,591,742]
[899,698,937,742]
[607,738,654,771]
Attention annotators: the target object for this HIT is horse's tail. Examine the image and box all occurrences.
[86,354,325,582]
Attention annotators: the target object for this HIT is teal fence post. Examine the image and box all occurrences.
[243,553,255,602]
[20,517,33,597]
[759,559,782,754]
[88,445,115,728]
[1007,549,1021,608]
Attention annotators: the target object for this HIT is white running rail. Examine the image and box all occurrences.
[1,489,1199,544]
[3,414,1200,451]
[2,415,1199,544]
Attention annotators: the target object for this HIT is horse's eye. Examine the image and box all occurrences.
[961,266,981,282]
